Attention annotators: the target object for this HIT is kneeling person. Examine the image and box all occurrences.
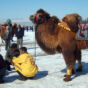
[5,43,20,71]
[12,47,38,80]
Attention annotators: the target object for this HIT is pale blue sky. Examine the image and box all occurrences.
[0,0,88,20]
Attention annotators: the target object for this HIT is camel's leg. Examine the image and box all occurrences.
[64,63,75,77]
[63,65,73,81]
[62,49,76,82]
[75,48,82,72]
[72,63,75,74]
[76,59,82,72]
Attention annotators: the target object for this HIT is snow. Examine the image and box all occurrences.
[0,30,88,88]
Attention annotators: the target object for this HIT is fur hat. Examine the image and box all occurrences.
[11,43,17,48]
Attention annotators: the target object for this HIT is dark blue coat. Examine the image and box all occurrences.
[15,28,24,39]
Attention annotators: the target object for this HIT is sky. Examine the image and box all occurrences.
[0,0,88,21]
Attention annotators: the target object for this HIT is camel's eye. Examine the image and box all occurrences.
[38,13,42,18]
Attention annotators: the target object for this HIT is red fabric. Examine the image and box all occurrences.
[79,24,86,31]
[33,14,39,21]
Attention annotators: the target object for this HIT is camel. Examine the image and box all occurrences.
[30,9,88,82]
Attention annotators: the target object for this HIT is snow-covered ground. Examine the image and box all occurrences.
[0,30,88,88]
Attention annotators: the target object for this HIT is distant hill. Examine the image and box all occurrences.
[0,18,33,26]
[13,21,33,26]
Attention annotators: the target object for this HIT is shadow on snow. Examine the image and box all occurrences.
[61,62,88,79]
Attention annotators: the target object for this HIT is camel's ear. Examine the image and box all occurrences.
[49,16,60,34]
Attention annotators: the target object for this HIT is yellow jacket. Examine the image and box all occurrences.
[12,53,38,77]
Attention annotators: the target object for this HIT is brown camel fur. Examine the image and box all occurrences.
[30,9,88,82]
[62,14,88,49]
[62,13,81,33]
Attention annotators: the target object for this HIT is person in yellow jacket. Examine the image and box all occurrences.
[12,47,38,80]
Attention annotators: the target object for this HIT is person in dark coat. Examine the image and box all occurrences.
[0,54,6,83]
[15,25,24,48]
[5,19,13,50]
[5,43,20,71]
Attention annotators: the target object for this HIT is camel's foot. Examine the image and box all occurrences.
[63,75,72,82]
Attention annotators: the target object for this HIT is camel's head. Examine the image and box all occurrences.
[30,9,50,24]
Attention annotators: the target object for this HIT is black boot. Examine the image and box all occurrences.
[17,71,28,81]
[5,61,11,71]
[0,77,4,84]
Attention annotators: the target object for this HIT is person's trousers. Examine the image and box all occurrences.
[17,38,23,48]
[0,67,6,81]
[5,39,11,50]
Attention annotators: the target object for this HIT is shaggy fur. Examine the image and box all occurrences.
[30,9,88,81]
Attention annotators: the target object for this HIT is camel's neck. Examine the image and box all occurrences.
[34,22,59,54]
